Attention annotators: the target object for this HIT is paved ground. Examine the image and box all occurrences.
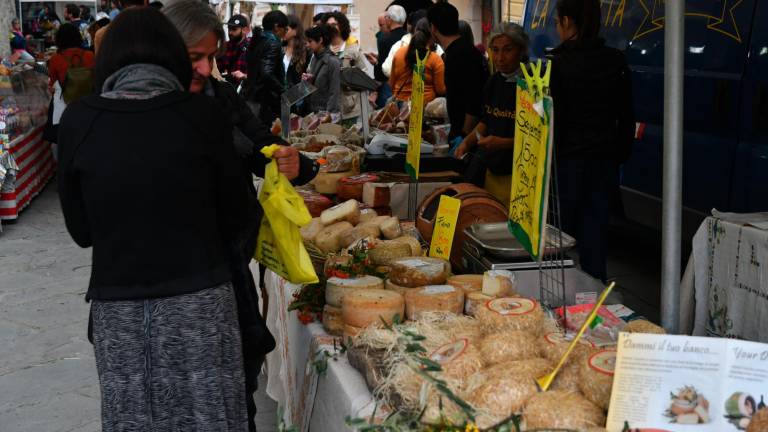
[0,182,277,432]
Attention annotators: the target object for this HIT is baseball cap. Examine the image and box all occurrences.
[227,14,248,28]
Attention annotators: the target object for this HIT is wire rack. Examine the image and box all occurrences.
[538,147,568,325]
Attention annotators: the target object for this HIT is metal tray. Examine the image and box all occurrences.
[463,222,576,259]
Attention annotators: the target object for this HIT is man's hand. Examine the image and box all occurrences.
[477,135,513,152]
[273,145,300,181]
[365,52,378,65]
[232,70,247,80]
[454,139,471,159]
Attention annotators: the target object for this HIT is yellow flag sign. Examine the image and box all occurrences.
[405,51,428,180]
[508,66,554,260]
[428,195,462,260]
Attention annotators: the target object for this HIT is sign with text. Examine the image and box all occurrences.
[428,195,461,260]
[405,51,427,180]
[508,76,554,260]
[607,333,768,431]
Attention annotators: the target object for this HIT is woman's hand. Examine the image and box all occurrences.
[454,139,471,159]
[302,72,314,82]
[272,145,300,180]
[477,135,514,152]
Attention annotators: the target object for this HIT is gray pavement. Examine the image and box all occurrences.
[0,182,277,432]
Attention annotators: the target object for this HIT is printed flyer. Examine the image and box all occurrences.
[607,333,768,431]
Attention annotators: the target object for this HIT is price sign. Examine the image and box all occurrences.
[428,195,461,260]
[405,51,428,180]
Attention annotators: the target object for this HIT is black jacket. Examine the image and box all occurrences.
[549,39,635,162]
[244,28,285,124]
[58,91,248,301]
[375,26,407,81]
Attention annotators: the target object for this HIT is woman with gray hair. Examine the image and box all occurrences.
[455,22,529,204]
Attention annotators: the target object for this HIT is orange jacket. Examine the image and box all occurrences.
[388,45,445,104]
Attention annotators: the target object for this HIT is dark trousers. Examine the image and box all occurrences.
[557,159,619,282]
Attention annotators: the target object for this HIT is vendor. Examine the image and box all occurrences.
[10,19,34,63]
[454,22,529,204]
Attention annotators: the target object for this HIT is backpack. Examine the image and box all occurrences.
[62,53,93,104]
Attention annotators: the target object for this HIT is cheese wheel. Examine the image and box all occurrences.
[447,274,483,294]
[466,369,539,418]
[298,190,333,217]
[368,240,411,265]
[336,173,380,201]
[322,305,343,335]
[389,235,422,256]
[465,292,494,316]
[482,270,518,297]
[343,324,363,342]
[300,217,324,242]
[539,331,596,364]
[312,170,356,194]
[523,390,606,430]
[380,216,402,239]
[358,208,378,224]
[429,339,484,381]
[578,349,617,410]
[363,182,391,207]
[324,275,384,307]
[320,199,360,225]
[314,221,354,253]
[339,223,380,248]
[389,257,451,288]
[341,288,405,327]
[476,297,544,334]
[404,285,464,320]
[480,330,539,365]
[622,319,666,334]
[385,279,416,297]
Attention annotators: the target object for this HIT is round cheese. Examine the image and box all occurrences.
[380,216,403,239]
[300,217,325,242]
[389,235,423,256]
[324,275,384,307]
[322,305,343,335]
[384,279,415,297]
[368,240,411,265]
[429,338,484,382]
[343,323,363,343]
[466,369,539,419]
[298,189,333,217]
[320,199,360,226]
[579,348,617,410]
[482,270,518,297]
[341,288,405,328]
[476,297,544,334]
[336,173,380,201]
[312,169,356,194]
[314,221,354,253]
[523,390,606,430]
[389,257,451,288]
[447,274,483,294]
[539,331,596,364]
[464,291,494,316]
[357,208,378,224]
[404,285,464,320]
[339,223,380,248]
[480,330,539,365]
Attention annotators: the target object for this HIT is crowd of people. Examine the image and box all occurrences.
[41,0,633,430]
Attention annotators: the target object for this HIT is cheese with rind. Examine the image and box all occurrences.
[447,274,483,294]
[341,288,405,327]
[465,291,494,316]
[389,235,422,256]
[368,240,411,265]
[312,170,356,194]
[314,221,354,253]
[339,223,380,248]
[320,199,360,225]
[482,270,517,297]
[404,285,464,320]
[343,323,363,343]
[322,305,343,335]
[380,216,402,239]
[300,217,324,242]
[358,208,378,224]
[384,279,415,297]
[389,257,451,288]
[325,275,384,307]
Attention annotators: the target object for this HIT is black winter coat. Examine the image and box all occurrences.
[244,28,285,124]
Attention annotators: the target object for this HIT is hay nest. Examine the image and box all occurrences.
[476,297,544,334]
[523,390,606,430]
[480,330,539,365]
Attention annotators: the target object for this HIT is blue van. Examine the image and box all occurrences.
[522,0,768,233]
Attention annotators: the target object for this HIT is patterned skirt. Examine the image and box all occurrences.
[91,283,248,432]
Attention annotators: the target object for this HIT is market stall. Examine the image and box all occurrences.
[0,64,52,228]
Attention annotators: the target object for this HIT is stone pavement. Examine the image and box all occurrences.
[0,182,277,432]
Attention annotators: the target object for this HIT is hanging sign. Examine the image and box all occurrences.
[428,195,462,260]
[405,51,428,180]
[508,60,554,260]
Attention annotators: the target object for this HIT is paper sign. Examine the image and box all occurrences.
[428,195,461,260]
[508,61,554,260]
[405,51,427,180]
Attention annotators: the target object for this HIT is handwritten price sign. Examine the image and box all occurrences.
[428,195,461,260]
[508,61,554,260]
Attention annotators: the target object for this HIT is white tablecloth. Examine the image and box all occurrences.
[684,215,768,342]
[262,269,378,431]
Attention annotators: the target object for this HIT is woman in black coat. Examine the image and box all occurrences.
[57,8,249,431]
[549,0,635,282]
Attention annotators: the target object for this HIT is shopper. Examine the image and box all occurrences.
[366,5,407,106]
[388,18,445,104]
[217,14,251,86]
[284,15,311,91]
[93,0,143,54]
[454,23,529,203]
[549,0,634,281]
[427,2,487,144]
[312,12,327,27]
[243,10,288,124]
[323,11,372,121]
[87,14,110,46]
[9,18,34,62]
[304,24,341,115]
[57,8,249,431]
[108,0,121,20]
[48,23,95,89]
[79,5,94,24]
[64,4,90,48]
[163,3,318,431]
[382,9,428,78]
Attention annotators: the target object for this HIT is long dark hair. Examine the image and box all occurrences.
[94,7,192,91]
[324,11,351,41]
[305,24,333,48]
[286,14,308,73]
[556,0,601,41]
[406,18,433,69]
[55,23,83,51]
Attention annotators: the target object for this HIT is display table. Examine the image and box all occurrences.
[0,125,54,221]
[365,153,462,173]
[263,269,378,432]
[683,213,768,342]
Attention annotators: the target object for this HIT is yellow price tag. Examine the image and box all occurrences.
[428,195,461,260]
[405,51,428,180]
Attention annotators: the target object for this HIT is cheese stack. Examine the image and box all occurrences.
[446,274,483,294]
[341,289,405,339]
[464,291,494,316]
[403,285,464,320]
[323,276,384,335]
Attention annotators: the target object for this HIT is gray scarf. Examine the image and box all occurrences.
[101,63,184,100]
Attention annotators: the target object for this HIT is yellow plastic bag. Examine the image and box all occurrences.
[255,145,319,284]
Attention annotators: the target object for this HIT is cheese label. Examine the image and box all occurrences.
[588,349,617,376]
[544,332,596,348]
[423,285,456,295]
[430,339,468,364]
[487,297,537,316]
[428,195,462,260]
